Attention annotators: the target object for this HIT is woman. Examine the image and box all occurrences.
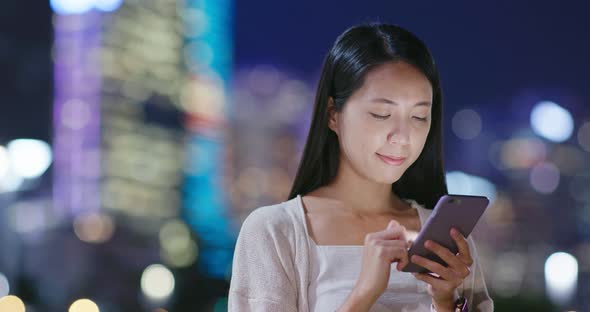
[229,23,493,312]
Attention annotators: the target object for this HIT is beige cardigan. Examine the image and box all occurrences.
[228,195,494,311]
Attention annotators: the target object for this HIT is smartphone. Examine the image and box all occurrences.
[401,194,489,273]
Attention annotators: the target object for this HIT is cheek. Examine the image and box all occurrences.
[339,118,381,158]
[410,126,430,158]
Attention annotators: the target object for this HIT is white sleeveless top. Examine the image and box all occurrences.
[307,209,436,312]
[229,195,494,312]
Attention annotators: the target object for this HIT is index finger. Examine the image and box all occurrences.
[375,221,407,241]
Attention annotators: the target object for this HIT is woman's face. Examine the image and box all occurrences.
[329,61,433,184]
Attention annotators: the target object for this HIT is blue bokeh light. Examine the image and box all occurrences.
[94,0,124,12]
[50,0,94,15]
[50,0,123,14]
[530,101,574,143]
[446,171,497,202]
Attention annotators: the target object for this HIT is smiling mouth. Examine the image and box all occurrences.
[376,153,407,166]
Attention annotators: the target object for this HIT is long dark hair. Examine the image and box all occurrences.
[287,23,448,210]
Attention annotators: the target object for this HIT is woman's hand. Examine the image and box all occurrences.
[410,228,473,311]
[345,220,409,308]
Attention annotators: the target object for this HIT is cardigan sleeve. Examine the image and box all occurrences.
[464,236,494,312]
[228,207,299,312]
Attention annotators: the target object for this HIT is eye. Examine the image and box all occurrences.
[370,113,390,120]
[412,116,428,122]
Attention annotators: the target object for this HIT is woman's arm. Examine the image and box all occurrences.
[336,287,379,312]
[228,208,298,312]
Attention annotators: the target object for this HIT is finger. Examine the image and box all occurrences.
[367,229,405,243]
[376,239,409,249]
[376,240,408,257]
[371,223,406,241]
[451,228,473,266]
[410,255,455,281]
[395,254,410,271]
[387,219,399,230]
[374,240,409,266]
[424,240,464,270]
[412,272,450,291]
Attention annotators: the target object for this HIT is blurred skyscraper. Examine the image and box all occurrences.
[51,0,235,309]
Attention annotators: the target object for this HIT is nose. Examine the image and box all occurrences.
[387,118,410,146]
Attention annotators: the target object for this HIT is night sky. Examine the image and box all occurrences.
[1,0,589,143]
[0,0,52,142]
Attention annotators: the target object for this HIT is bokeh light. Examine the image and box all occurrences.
[0,145,24,193]
[180,76,225,119]
[141,264,175,301]
[182,8,208,38]
[0,173,24,193]
[159,220,198,268]
[94,0,124,12]
[446,171,497,202]
[60,99,92,130]
[6,139,52,179]
[491,251,527,297]
[0,146,9,180]
[545,252,578,306]
[247,65,281,97]
[530,101,574,142]
[50,0,123,15]
[73,213,116,244]
[0,273,9,298]
[498,137,546,169]
[529,162,560,194]
[0,162,24,193]
[69,298,100,312]
[50,0,94,15]
[10,201,48,234]
[0,295,25,312]
[452,109,482,140]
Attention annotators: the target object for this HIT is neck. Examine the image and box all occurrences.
[322,157,410,216]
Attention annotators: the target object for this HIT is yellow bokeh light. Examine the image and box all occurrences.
[159,220,199,268]
[69,298,99,312]
[0,295,26,312]
[141,264,175,301]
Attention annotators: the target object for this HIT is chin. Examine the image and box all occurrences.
[373,170,404,185]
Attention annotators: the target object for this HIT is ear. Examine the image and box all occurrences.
[327,97,339,135]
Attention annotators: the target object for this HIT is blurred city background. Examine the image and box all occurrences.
[0,0,589,311]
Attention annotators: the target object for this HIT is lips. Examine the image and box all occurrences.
[376,153,407,166]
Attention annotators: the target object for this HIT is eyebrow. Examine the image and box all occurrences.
[371,98,432,107]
